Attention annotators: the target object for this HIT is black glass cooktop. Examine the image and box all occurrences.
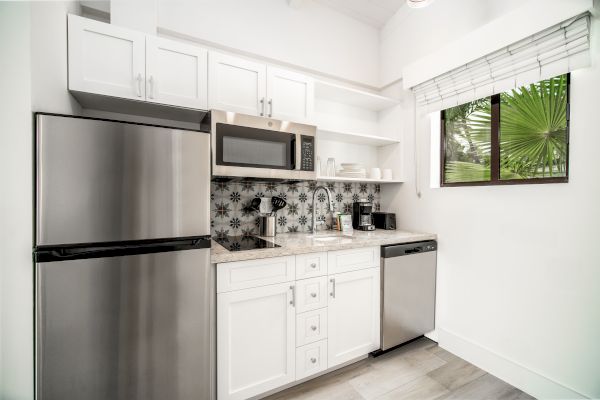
[213,235,280,252]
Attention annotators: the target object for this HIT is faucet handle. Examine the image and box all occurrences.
[313,220,326,232]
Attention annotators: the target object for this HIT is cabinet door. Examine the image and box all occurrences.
[266,67,314,123]
[208,52,266,115]
[217,283,295,400]
[146,36,208,109]
[68,14,145,100]
[328,268,380,368]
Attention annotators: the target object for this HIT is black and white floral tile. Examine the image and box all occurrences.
[211,180,381,237]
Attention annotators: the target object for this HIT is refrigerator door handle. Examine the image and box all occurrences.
[34,236,212,263]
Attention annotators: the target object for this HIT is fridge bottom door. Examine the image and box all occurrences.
[36,248,214,400]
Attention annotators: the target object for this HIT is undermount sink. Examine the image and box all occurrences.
[307,231,352,242]
[312,236,339,242]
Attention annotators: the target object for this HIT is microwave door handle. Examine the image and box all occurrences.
[291,135,297,170]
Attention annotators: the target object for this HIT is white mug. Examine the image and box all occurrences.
[370,168,381,180]
[382,169,393,180]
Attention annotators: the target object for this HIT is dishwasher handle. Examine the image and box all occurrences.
[381,240,437,258]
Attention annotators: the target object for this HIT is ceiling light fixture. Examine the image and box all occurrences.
[406,0,434,8]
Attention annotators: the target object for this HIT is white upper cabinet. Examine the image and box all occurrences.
[267,67,314,123]
[68,15,208,109]
[68,14,145,100]
[145,36,208,109]
[208,52,314,123]
[328,268,380,368]
[217,282,296,400]
[208,52,267,116]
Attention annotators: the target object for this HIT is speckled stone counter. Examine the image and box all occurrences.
[211,230,437,264]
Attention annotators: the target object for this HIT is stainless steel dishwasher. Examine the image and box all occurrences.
[377,240,437,353]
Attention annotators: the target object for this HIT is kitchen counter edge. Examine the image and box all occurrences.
[211,231,437,264]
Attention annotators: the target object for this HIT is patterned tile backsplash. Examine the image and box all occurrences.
[211,180,381,237]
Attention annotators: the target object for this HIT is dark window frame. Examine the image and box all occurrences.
[440,74,570,187]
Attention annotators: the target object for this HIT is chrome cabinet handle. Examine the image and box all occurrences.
[259,97,265,116]
[310,263,317,269]
[148,76,155,99]
[310,325,317,331]
[310,292,317,298]
[290,285,295,307]
[310,357,317,364]
[268,99,273,117]
[135,73,142,97]
[330,278,335,298]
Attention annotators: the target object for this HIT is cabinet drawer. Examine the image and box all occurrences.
[295,252,327,279]
[296,340,328,380]
[327,246,379,275]
[295,276,327,313]
[217,256,295,293]
[296,308,327,347]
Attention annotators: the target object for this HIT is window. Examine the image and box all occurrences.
[441,74,569,186]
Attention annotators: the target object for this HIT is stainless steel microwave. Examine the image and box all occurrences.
[211,110,317,180]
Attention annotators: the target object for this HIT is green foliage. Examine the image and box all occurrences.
[445,161,489,182]
[500,75,568,178]
[444,74,568,183]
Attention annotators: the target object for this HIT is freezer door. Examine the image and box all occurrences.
[36,114,211,246]
[36,248,214,400]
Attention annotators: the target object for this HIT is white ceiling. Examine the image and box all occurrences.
[314,0,405,28]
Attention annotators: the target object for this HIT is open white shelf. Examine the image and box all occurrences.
[317,175,403,184]
[317,127,400,147]
[314,80,400,111]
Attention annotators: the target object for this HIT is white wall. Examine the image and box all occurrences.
[31,1,82,114]
[157,0,380,87]
[382,2,600,398]
[0,3,33,399]
[1,2,81,399]
[380,0,522,86]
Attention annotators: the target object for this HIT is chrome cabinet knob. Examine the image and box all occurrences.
[310,357,317,364]
[310,292,317,298]
[310,325,317,331]
[310,263,317,269]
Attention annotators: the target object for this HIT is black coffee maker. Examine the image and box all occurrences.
[352,200,375,231]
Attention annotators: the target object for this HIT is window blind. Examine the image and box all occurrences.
[412,12,590,112]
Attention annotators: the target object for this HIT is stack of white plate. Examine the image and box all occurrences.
[337,163,367,178]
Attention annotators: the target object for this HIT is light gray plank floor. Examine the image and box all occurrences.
[265,338,534,400]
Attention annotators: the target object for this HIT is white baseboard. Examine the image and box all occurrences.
[438,328,588,399]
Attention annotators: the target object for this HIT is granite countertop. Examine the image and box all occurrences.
[211,230,437,264]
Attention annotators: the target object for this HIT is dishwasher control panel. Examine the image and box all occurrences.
[381,240,437,257]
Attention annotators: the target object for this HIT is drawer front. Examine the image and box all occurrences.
[327,246,379,275]
[296,308,327,347]
[296,340,328,380]
[295,276,327,313]
[295,252,327,279]
[217,256,295,293]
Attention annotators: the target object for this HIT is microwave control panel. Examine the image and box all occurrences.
[300,136,314,171]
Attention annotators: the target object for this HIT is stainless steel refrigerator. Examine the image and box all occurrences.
[33,114,214,400]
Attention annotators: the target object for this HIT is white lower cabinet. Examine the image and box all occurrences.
[295,276,328,313]
[217,282,295,400]
[217,247,380,399]
[328,268,381,368]
[296,308,327,347]
[296,340,328,380]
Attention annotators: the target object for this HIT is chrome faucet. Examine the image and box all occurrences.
[311,185,335,234]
